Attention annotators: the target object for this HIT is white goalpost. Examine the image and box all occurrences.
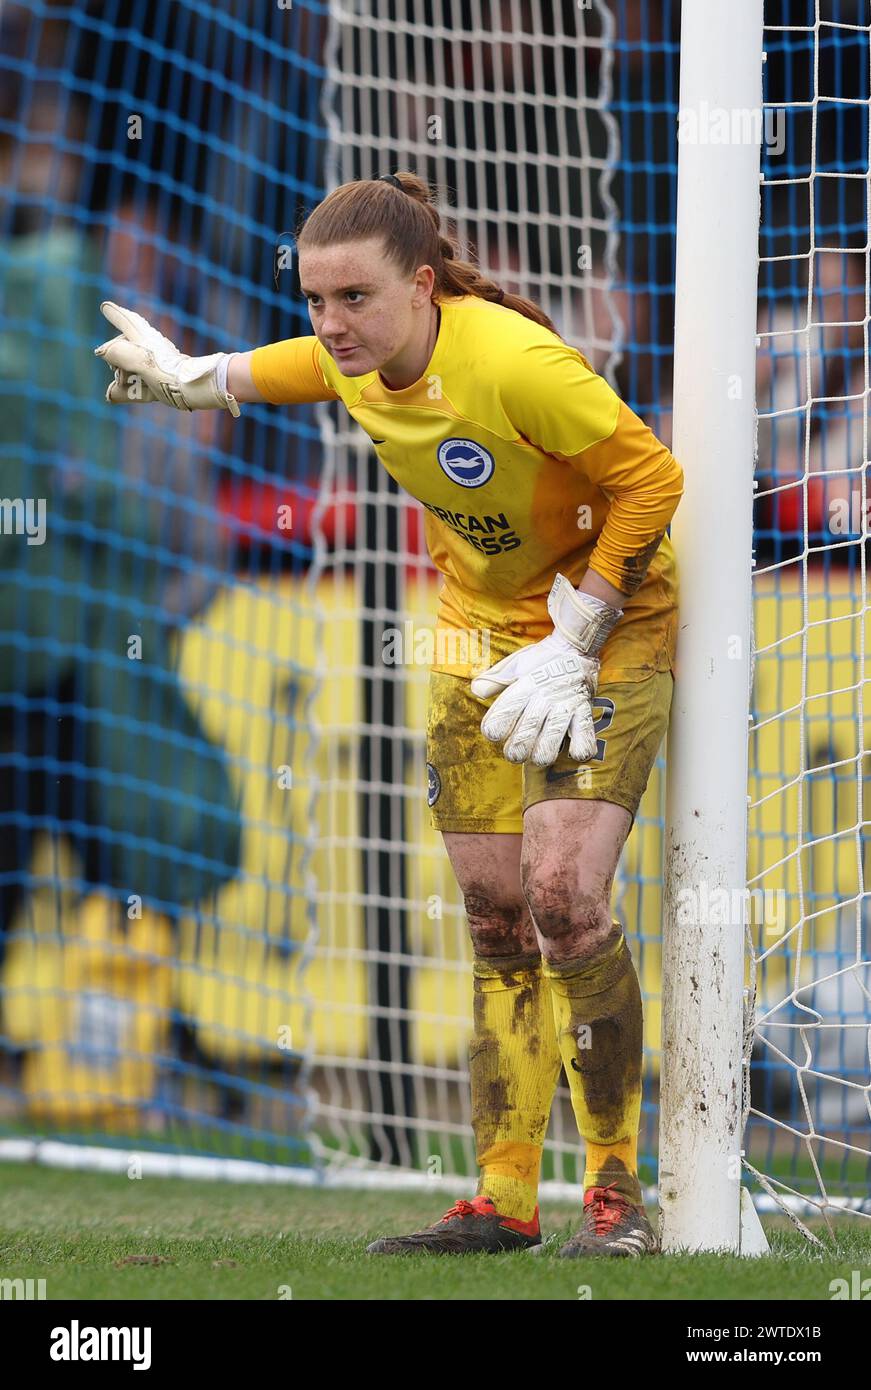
[661,0,765,1254]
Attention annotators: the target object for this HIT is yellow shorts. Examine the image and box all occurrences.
[425,668,673,835]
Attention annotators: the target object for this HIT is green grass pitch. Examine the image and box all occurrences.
[0,1161,869,1300]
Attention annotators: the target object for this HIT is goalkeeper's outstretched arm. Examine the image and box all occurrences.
[226,351,265,404]
[94,302,267,414]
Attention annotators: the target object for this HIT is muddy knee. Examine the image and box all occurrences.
[464,890,538,956]
[520,867,613,959]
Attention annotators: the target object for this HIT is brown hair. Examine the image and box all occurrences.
[296,171,559,335]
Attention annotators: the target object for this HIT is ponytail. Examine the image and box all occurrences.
[296,171,559,335]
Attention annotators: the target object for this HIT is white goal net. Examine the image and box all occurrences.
[310,0,637,1192]
[746,0,870,1236]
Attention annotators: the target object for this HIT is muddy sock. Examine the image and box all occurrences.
[471,951,562,1222]
[543,925,644,1206]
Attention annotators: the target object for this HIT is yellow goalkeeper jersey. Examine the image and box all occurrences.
[250,294,682,681]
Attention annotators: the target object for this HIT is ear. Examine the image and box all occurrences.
[412,263,436,305]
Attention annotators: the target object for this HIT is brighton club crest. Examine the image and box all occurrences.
[436,438,495,488]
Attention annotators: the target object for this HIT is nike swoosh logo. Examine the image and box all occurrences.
[545,766,588,783]
[371,437,386,445]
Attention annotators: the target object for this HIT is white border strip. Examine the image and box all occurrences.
[2,1139,868,1219]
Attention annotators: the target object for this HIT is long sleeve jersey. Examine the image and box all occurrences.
[251,294,683,680]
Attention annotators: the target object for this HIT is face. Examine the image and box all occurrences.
[299,236,434,376]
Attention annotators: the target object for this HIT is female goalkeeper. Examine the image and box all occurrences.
[96,172,683,1259]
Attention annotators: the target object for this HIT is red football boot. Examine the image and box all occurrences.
[366,1195,541,1255]
[558,1181,658,1258]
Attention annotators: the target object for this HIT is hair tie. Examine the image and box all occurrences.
[379,174,403,190]
[495,287,506,304]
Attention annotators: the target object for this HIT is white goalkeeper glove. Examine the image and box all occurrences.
[470,573,623,767]
[94,301,240,417]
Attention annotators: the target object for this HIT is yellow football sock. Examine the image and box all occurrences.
[543,925,644,1206]
[471,951,562,1222]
